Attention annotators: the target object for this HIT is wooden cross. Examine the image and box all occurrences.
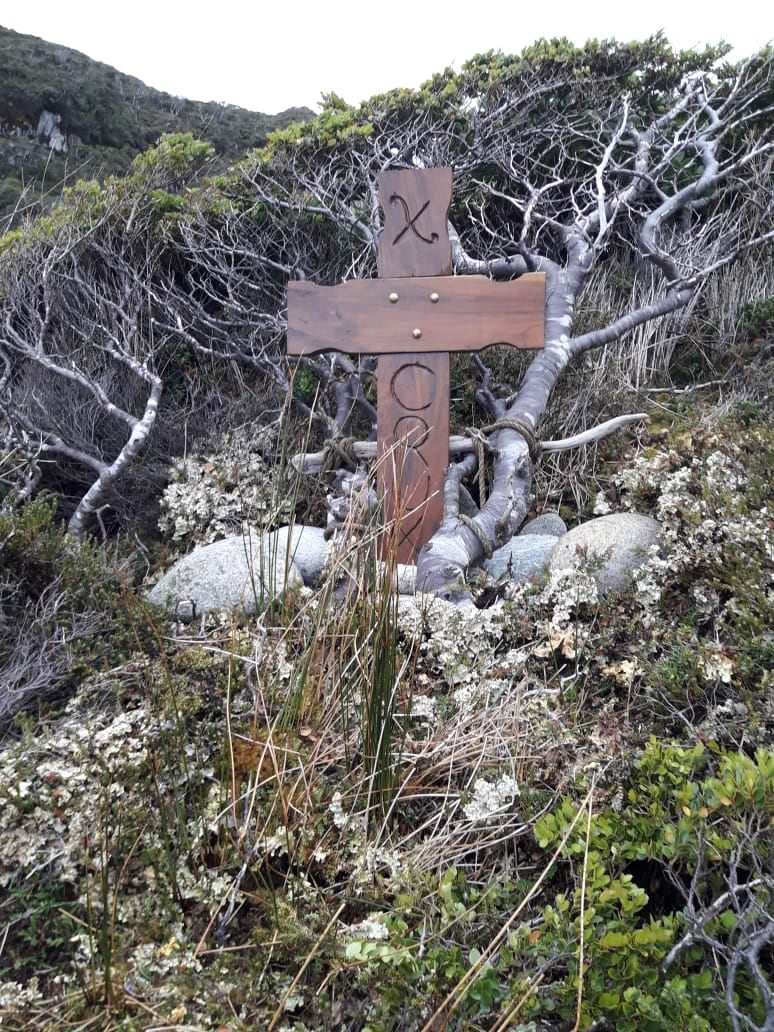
[287,168,545,563]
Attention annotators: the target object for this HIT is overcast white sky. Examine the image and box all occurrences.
[2,1,771,113]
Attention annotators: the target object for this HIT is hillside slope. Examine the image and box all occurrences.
[0,25,312,227]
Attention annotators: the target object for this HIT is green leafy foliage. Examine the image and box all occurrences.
[333,736,772,1029]
[0,879,80,983]
[0,495,132,721]
[0,495,115,614]
[741,295,774,338]
[523,740,773,1029]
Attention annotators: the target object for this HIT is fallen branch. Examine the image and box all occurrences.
[661,878,769,972]
[291,413,649,474]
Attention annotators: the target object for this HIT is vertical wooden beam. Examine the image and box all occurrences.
[376,168,452,562]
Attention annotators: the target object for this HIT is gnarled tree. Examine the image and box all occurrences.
[0,135,295,533]
[244,38,773,598]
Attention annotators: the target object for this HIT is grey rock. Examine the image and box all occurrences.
[484,534,558,582]
[394,563,417,594]
[265,525,330,586]
[36,110,68,153]
[147,531,303,615]
[519,512,568,538]
[548,513,662,593]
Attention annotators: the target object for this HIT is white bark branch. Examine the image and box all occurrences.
[290,413,649,474]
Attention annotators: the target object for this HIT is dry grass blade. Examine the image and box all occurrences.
[420,781,596,1032]
[571,776,595,1032]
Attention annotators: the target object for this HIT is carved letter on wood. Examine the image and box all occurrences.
[286,168,546,563]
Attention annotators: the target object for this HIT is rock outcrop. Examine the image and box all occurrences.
[36,110,67,153]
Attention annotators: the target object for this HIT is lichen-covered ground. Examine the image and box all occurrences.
[1,393,772,1031]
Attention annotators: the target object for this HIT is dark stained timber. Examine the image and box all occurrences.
[286,168,546,562]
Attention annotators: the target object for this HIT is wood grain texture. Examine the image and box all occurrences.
[375,169,452,559]
[377,168,452,278]
[286,274,546,356]
[377,353,449,562]
[285,167,546,562]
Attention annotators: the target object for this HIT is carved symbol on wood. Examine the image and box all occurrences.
[376,169,452,561]
[389,195,439,247]
[389,362,435,551]
[286,167,546,564]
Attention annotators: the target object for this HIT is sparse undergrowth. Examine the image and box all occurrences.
[0,385,772,1030]
[0,494,138,723]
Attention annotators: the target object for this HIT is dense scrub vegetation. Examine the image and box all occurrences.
[0,33,772,1030]
[0,25,312,229]
[1,390,771,1029]
[2,32,771,590]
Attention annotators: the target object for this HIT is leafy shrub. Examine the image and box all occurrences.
[521,740,774,1030]
[741,296,774,338]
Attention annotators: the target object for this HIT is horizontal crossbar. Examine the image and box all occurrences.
[287,273,545,356]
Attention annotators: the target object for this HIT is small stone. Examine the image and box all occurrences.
[519,512,568,537]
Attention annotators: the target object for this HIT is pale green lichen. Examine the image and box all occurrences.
[397,596,513,692]
[463,774,521,824]
[158,424,294,544]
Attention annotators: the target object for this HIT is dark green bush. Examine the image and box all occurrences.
[741,296,774,338]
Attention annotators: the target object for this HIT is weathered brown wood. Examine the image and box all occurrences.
[285,167,546,563]
[286,275,546,356]
[375,170,452,561]
[377,355,449,561]
[377,167,452,278]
